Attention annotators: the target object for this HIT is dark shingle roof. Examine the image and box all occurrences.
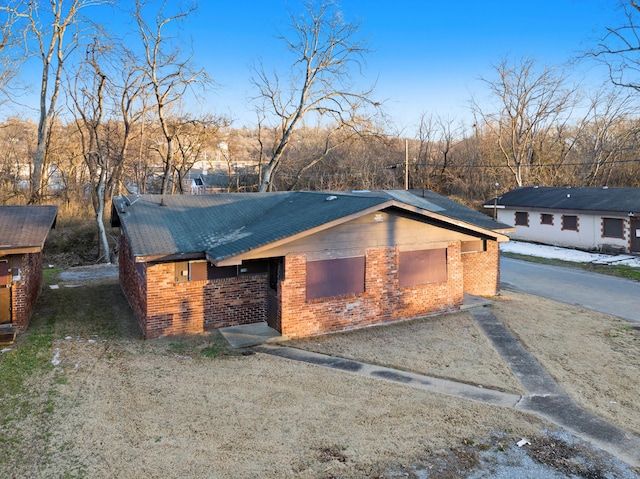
[0,205,58,253]
[113,190,510,263]
[486,186,640,213]
[402,189,513,231]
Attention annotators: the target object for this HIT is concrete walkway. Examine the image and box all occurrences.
[254,343,522,408]
[220,305,640,468]
[471,308,640,468]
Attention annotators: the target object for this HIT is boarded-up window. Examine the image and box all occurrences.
[306,256,365,300]
[540,213,553,225]
[399,249,447,288]
[514,212,529,226]
[175,261,215,282]
[562,215,578,231]
[190,261,208,281]
[603,218,624,238]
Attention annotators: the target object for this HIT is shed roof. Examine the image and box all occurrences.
[112,190,512,264]
[0,205,58,255]
[485,186,640,213]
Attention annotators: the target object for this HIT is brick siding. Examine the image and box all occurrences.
[119,230,267,339]
[279,243,464,339]
[119,231,148,335]
[461,240,500,297]
[119,234,500,340]
[11,252,44,331]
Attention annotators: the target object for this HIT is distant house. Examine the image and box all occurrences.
[0,206,58,340]
[484,186,640,254]
[111,190,513,340]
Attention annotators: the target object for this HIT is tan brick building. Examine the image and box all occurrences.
[112,190,513,339]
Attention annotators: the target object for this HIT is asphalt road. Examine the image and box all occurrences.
[500,257,640,323]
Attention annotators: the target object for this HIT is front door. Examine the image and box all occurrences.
[0,288,10,324]
[266,259,282,331]
[631,218,640,253]
[0,260,10,324]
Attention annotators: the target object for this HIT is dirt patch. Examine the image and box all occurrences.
[1,270,639,478]
[287,311,525,394]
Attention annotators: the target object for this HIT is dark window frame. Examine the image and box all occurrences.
[306,256,365,301]
[514,211,529,226]
[602,218,624,239]
[562,215,578,231]
[540,213,554,225]
[399,248,448,288]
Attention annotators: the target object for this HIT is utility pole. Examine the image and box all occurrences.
[404,139,409,190]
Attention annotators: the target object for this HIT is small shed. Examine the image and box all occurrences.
[485,186,640,253]
[112,190,513,340]
[0,205,58,342]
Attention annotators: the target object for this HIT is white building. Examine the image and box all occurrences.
[484,186,640,254]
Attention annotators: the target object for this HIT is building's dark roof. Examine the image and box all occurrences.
[484,186,640,213]
[113,190,511,263]
[404,189,512,231]
[0,205,58,254]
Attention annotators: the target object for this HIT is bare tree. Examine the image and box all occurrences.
[68,38,113,262]
[23,0,107,204]
[251,1,380,192]
[473,57,577,186]
[573,86,640,185]
[591,1,640,92]
[0,2,24,107]
[134,0,211,195]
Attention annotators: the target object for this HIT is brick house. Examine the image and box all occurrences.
[111,190,513,339]
[0,205,58,340]
[484,186,640,254]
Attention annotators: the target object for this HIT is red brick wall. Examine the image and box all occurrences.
[143,264,268,339]
[12,252,44,331]
[118,230,148,335]
[118,230,268,339]
[279,243,464,339]
[203,276,267,331]
[118,233,499,340]
[461,240,500,296]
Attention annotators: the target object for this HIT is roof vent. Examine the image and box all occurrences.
[325,195,337,201]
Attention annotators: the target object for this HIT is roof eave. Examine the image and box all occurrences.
[134,252,207,263]
[388,201,512,242]
[0,246,43,255]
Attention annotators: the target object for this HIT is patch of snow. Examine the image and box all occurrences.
[1,347,12,354]
[501,241,640,268]
[51,348,61,366]
[49,284,59,289]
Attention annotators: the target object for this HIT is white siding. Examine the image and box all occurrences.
[496,209,630,252]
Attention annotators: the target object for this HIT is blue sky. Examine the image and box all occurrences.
[7,0,623,133]
[180,0,621,131]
